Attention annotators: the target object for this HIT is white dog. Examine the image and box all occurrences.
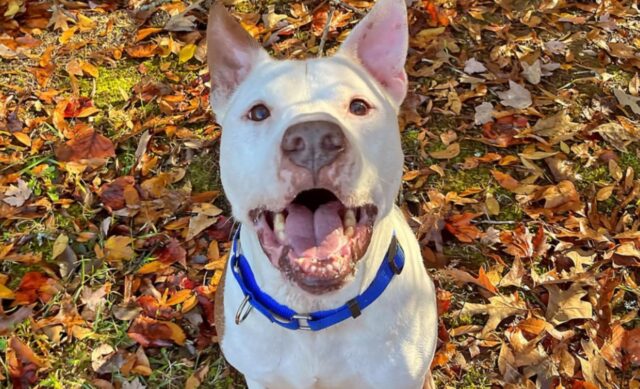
[208,0,438,387]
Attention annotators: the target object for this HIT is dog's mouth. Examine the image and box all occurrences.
[250,188,377,294]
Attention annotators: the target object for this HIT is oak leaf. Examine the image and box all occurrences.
[544,283,593,325]
[459,293,527,337]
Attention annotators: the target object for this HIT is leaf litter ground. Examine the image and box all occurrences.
[0,0,639,388]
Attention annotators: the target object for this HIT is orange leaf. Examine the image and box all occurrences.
[166,289,193,306]
[13,132,31,147]
[135,27,163,42]
[491,170,520,191]
[444,213,483,243]
[125,43,158,58]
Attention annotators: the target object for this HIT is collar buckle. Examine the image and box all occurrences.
[292,314,312,330]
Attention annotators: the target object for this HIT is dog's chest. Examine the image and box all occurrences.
[219,262,436,388]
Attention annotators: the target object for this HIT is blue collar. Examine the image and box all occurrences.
[229,228,405,331]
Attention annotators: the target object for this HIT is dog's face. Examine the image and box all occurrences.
[208,0,408,294]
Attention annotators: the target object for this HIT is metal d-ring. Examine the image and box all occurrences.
[235,295,254,325]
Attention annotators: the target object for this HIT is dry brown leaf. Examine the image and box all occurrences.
[459,293,527,337]
[544,283,593,325]
[55,130,116,162]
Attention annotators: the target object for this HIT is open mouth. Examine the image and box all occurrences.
[251,188,377,294]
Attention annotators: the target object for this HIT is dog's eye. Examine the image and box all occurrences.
[349,99,370,116]
[248,104,270,121]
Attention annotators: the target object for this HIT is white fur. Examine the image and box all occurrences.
[221,209,437,389]
[209,0,438,387]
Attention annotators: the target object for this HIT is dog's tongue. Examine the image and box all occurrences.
[285,201,343,257]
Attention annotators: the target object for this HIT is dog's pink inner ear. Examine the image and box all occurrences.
[207,4,268,111]
[338,0,408,107]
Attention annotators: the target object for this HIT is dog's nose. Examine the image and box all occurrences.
[281,121,346,176]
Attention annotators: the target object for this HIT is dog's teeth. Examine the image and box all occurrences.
[310,265,317,273]
[344,209,356,237]
[274,212,286,242]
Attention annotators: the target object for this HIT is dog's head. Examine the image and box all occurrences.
[207,0,408,294]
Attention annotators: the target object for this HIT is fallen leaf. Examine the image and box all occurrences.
[614,88,640,115]
[429,143,460,159]
[545,283,593,325]
[104,236,135,262]
[459,294,527,337]
[2,179,32,207]
[55,130,116,162]
[464,58,487,74]
[51,234,69,259]
[497,81,532,109]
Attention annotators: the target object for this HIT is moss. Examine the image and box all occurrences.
[490,187,523,222]
[443,243,489,268]
[619,149,640,174]
[576,164,610,190]
[427,113,458,135]
[460,366,491,389]
[233,1,257,13]
[607,65,634,88]
[446,313,475,328]
[402,127,423,161]
[598,196,618,214]
[79,62,142,108]
[186,152,221,194]
[441,167,492,193]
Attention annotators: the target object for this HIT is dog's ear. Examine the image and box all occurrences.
[207,3,270,113]
[337,0,408,107]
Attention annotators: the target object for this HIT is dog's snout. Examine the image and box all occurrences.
[281,121,346,176]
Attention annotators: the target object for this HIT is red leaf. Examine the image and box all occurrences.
[13,272,59,306]
[155,238,187,267]
[99,176,138,210]
[8,337,44,388]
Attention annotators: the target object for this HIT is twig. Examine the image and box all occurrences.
[317,5,335,57]
[475,220,518,225]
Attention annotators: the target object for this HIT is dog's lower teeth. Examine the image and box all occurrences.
[274,212,286,242]
[344,209,356,237]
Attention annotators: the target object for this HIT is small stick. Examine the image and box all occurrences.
[317,5,335,57]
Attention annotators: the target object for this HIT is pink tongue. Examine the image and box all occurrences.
[284,201,343,257]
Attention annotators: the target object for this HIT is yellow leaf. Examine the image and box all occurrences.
[518,151,558,160]
[485,193,500,216]
[13,132,31,147]
[164,321,186,345]
[80,61,99,78]
[181,294,198,313]
[52,234,69,259]
[137,261,169,274]
[179,43,196,64]
[76,14,96,31]
[0,283,15,299]
[166,289,192,306]
[104,236,134,262]
[4,0,21,18]
[59,26,78,44]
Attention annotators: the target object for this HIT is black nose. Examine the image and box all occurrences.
[281,121,346,177]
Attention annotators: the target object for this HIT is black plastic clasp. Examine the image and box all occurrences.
[386,236,402,275]
[346,298,361,318]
